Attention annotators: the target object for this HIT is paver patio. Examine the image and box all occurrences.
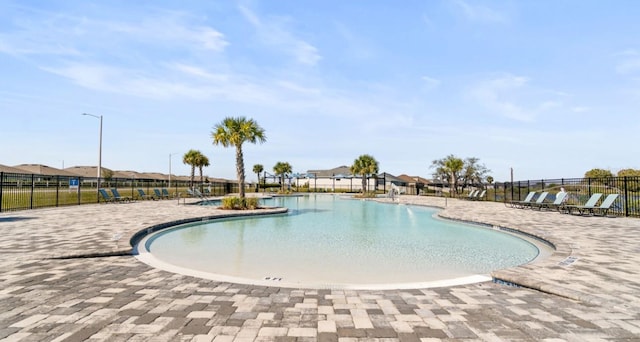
[1,195,639,341]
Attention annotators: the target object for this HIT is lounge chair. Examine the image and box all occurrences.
[153,188,167,200]
[531,191,567,211]
[474,190,486,201]
[137,189,155,200]
[193,188,209,199]
[590,194,619,216]
[562,193,603,215]
[161,188,172,199]
[110,188,132,202]
[520,191,549,209]
[99,189,118,203]
[506,191,536,208]
[464,190,479,200]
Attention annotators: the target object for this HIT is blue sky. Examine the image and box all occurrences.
[1,1,639,182]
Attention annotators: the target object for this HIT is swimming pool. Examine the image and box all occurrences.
[136,195,546,289]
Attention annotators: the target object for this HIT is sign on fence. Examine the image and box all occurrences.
[69,178,79,189]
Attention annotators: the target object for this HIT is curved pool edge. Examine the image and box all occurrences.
[129,207,289,252]
[132,197,556,291]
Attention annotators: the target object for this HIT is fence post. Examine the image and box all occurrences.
[78,177,82,205]
[623,177,629,217]
[541,179,545,190]
[0,172,3,212]
[30,174,35,210]
[55,175,60,207]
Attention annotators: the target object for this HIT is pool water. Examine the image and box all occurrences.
[138,195,542,289]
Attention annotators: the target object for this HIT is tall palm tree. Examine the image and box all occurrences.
[350,154,379,193]
[273,162,292,192]
[212,117,266,199]
[183,149,200,188]
[195,153,210,187]
[253,164,264,192]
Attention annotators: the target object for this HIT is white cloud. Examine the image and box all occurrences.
[469,75,533,122]
[452,0,508,23]
[421,76,441,90]
[238,4,321,66]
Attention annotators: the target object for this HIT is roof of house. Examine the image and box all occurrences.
[306,165,352,178]
[64,166,114,178]
[0,164,29,173]
[397,174,431,184]
[14,164,78,176]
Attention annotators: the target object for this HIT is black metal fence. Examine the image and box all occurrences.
[494,176,640,217]
[0,172,239,212]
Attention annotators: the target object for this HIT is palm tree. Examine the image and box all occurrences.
[212,117,266,199]
[183,149,200,189]
[253,164,264,192]
[195,153,210,189]
[273,162,292,192]
[350,154,379,193]
[431,154,464,196]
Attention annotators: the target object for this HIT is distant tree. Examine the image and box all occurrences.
[183,149,200,188]
[460,157,490,188]
[486,176,494,185]
[253,164,264,184]
[617,168,640,177]
[273,162,292,192]
[431,155,464,196]
[212,117,267,199]
[350,154,379,193]
[584,168,613,179]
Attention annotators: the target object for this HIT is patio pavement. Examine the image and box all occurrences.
[0,195,639,341]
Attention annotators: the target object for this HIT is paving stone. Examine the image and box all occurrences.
[0,197,639,341]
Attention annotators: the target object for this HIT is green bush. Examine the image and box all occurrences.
[221,197,260,210]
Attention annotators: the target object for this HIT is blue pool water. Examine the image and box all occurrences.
[139,195,541,288]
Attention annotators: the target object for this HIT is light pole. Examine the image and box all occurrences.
[82,113,102,201]
[168,152,178,190]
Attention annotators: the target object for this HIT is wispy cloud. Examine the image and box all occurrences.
[238,5,321,66]
[451,0,508,23]
[421,76,441,91]
[468,74,533,122]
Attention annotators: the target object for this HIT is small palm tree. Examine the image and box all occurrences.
[195,153,210,188]
[431,154,464,196]
[183,149,200,188]
[273,162,292,192]
[351,154,379,193]
[212,117,266,199]
[253,164,264,192]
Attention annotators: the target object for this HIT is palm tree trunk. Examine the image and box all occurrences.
[236,145,245,198]
[191,166,195,189]
[362,175,366,193]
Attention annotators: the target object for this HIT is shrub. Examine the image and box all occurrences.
[221,196,260,210]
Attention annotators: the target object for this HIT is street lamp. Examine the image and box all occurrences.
[169,152,178,190]
[82,113,102,201]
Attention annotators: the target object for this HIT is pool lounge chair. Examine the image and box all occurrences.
[99,189,117,203]
[506,191,536,208]
[562,193,603,215]
[473,190,486,201]
[464,190,479,200]
[520,191,549,209]
[153,188,168,200]
[110,188,132,202]
[137,189,155,200]
[589,194,619,216]
[531,191,567,211]
[161,188,173,199]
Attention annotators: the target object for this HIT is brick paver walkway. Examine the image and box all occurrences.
[1,195,639,341]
